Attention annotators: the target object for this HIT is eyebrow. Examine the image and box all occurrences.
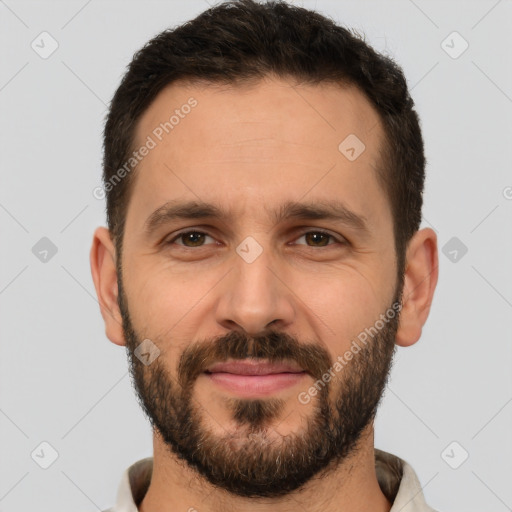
[143,199,371,238]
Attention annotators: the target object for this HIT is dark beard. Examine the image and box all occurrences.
[118,267,402,498]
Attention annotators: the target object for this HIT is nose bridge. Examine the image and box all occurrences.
[215,239,294,334]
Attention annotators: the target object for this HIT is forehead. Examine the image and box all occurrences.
[135,76,383,158]
[127,76,390,235]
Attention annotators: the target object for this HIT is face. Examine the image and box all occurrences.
[116,77,402,497]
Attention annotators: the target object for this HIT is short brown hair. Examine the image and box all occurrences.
[103,0,425,278]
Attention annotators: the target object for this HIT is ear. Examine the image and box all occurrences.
[89,226,126,346]
[395,227,439,347]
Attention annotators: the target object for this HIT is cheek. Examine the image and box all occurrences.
[123,261,220,339]
[293,270,386,353]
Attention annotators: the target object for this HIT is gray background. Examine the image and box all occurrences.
[1,0,511,511]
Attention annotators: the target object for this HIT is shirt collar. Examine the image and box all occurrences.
[374,448,437,511]
[107,449,436,512]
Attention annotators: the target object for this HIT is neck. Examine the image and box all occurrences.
[139,425,392,512]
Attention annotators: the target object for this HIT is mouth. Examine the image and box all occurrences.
[205,359,305,375]
[203,359,308,397]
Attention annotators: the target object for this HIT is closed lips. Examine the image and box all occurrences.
[204,361,305,376]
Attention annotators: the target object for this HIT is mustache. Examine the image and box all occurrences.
[177,329,333,390]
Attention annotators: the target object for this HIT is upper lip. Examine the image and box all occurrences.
[205,360,305,375]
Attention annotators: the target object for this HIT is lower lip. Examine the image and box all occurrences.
[204,372,307,397]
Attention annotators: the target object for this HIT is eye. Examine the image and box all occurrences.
[167,230,216,248]
[294,230,344,247]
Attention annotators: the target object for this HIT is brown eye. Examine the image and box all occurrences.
[168,231,215,247]
[304,232,331,246]
[295,231,341,247]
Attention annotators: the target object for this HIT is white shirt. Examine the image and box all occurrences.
[102,448,438,511]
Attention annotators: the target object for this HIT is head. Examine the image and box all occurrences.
[91,0,438,499]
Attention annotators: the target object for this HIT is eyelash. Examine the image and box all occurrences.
[165,229,346,248]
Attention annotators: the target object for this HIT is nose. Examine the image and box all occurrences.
[214,246,295,335]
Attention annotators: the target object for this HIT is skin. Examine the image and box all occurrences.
[90,75,438,512]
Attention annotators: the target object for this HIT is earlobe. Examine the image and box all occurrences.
[89,226,126,346]
[395,227,439,348]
